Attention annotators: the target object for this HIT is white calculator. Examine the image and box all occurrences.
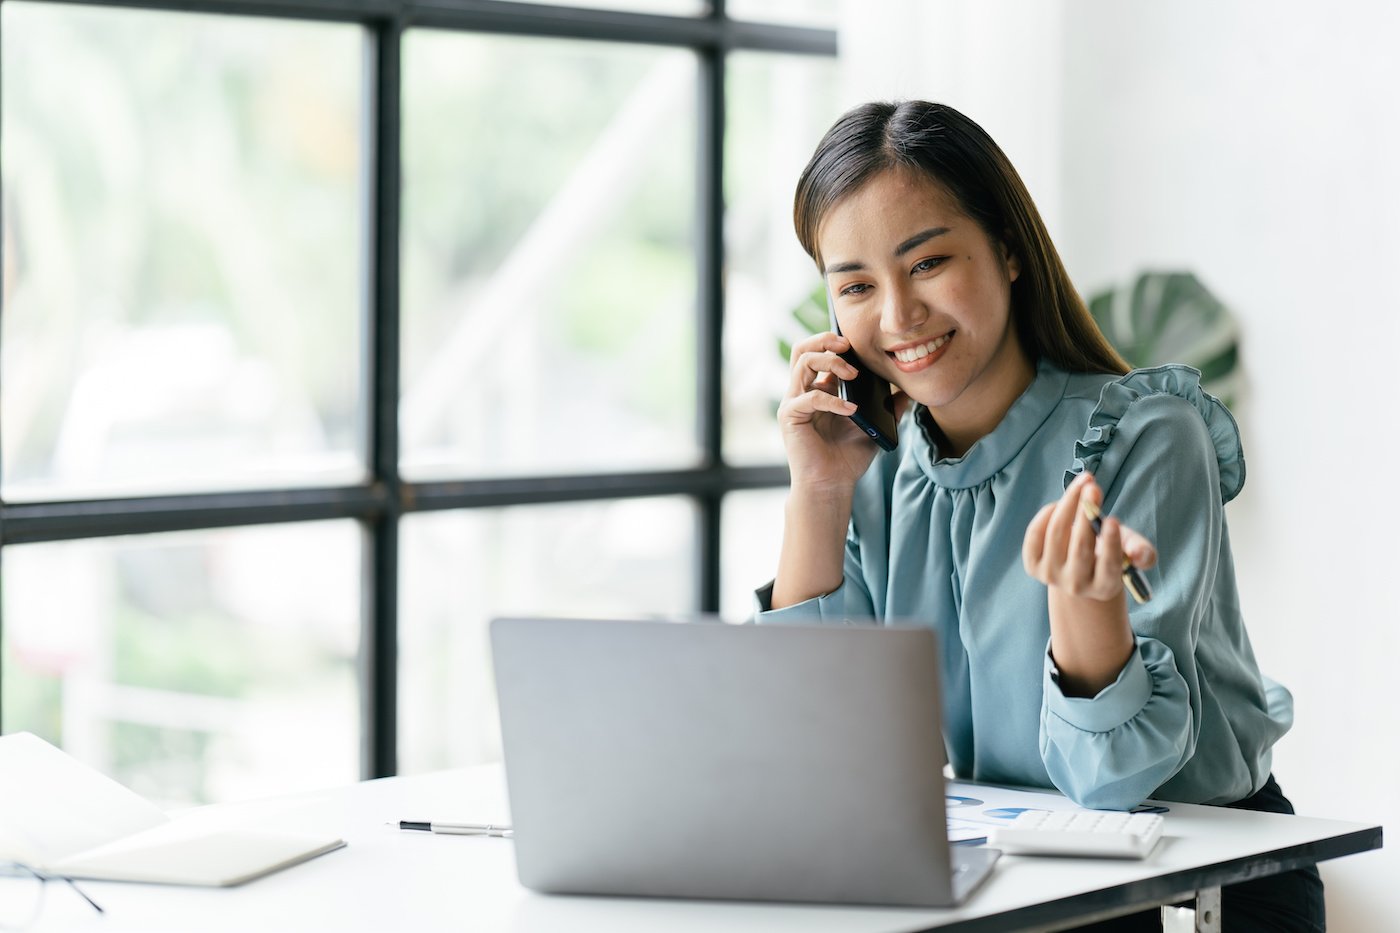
[987,809,1165,859]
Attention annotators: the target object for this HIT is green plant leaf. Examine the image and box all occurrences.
[791,282,829,335]
[1087,271,1240,405]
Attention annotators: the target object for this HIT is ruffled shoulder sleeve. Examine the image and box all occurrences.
[1064,365,1245,503]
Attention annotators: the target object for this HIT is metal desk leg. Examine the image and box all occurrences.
[1159,887,1221,933]
[1192,886,1222,933]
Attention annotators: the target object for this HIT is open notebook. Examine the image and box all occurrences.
[0,732,345,886]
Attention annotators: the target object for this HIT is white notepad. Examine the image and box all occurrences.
[0,732,345,886]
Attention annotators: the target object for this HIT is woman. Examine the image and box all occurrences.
[757,100,1324,931]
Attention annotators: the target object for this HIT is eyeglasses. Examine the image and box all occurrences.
[0,862,104,930]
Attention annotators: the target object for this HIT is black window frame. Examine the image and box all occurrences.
[0,0,832,779]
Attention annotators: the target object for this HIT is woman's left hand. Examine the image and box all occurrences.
[1022,472,1157,602]
[1023,473,1157,696]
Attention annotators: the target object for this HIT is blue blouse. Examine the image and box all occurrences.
[756,360,1292,809]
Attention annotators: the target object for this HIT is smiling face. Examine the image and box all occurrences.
[817,167,1035,454]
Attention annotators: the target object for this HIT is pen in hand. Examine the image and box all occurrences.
[395,821,513,837]
[1081,500,1153,604]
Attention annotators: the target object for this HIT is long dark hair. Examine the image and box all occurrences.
[794,101,1128,376]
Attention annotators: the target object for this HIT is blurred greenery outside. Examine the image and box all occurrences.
[398,33,699,476]
[2,5,364,498]
[3,523,360,804]
[1,2,840,803]
[3,599,349,804]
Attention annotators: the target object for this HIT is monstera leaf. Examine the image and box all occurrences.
[1086,271,1240,405]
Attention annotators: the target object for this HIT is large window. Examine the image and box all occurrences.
[0,0,835,804]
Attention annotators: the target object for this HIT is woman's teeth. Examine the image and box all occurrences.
[893,333,952,363]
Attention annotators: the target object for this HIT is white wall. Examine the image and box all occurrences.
[843,3,1399,928]
[836,0,1068,234]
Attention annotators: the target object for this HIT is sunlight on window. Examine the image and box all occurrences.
[720,488,787,620]
[398,498,696,774]
[727,0,837,28]
[400,31,699,479]
[0,3,365,501]
[1,522,361,807]
[0,0,830,808]
[508,0,706,13]
[723,51,841,464]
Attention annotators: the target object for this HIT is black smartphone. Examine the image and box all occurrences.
[826,286,899,451]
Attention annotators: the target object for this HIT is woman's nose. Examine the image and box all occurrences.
[880,282,929,334]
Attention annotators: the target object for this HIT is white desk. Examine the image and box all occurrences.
[18,765,1382,933]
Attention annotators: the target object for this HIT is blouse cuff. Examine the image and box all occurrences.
[1043,641,1153,733]
[753,579,848,623]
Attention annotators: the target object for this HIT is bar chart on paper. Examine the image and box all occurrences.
[945,782,1172,845]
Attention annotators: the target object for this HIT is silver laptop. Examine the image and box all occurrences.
[489,617,1000,907]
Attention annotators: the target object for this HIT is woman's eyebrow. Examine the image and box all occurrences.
[823,227,952,276]
[894,226,951,256]
[823,259,864,275]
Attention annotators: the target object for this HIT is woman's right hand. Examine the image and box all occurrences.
[777,332,905,495]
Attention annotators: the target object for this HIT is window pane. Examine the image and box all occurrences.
[727,0,837,28]
[399,498,696,773]
[1,522,361,807]
[509,0,707,13]
[401,33,699,479]
[720,488,787,620]
[0,4,365,501]
[723,52,841,464]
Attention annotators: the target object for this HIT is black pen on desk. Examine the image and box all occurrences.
[1081,499,1153,604]
[396,821,513,837]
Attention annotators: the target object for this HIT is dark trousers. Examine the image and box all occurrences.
[1067,775,1326,932]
